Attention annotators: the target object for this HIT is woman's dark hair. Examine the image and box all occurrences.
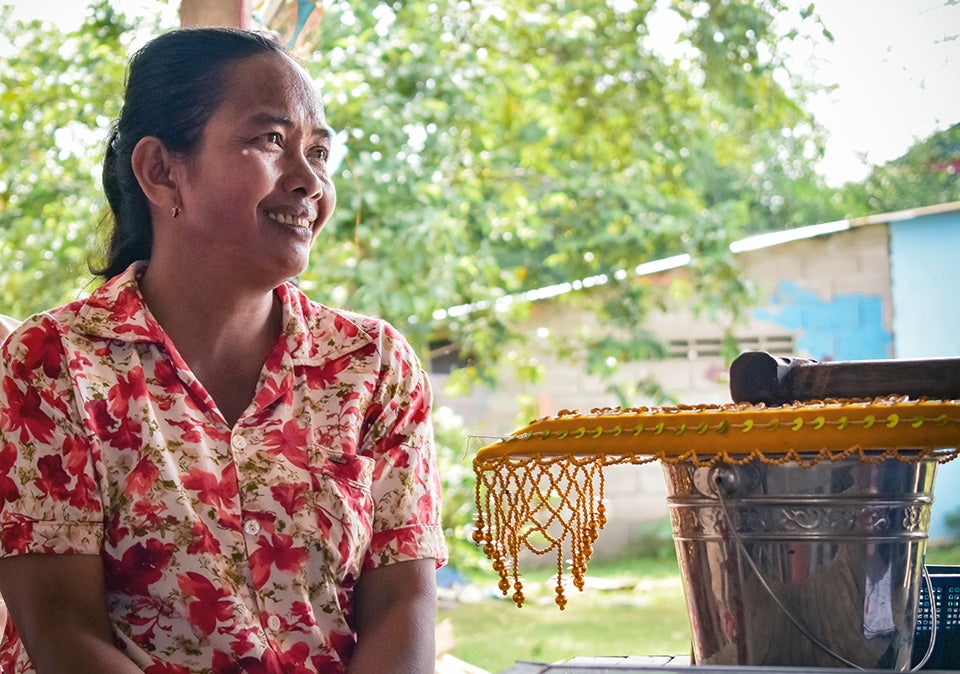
[94,28,288,279]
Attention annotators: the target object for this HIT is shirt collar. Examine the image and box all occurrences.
[75,262,375,365]
[276,281,376,366]
[74,261,165,343]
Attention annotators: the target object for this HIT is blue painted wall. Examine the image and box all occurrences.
[753,281,891,361]
[889,214,960,358]
[890,212,960,541]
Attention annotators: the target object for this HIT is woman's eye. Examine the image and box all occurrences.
[311,146,330,162]
[265,132,282,145]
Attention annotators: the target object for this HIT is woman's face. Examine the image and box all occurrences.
[172,52,336,286]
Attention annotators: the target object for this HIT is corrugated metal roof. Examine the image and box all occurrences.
[426,201,960,323]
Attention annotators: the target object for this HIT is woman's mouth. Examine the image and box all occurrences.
[265,210,313,230]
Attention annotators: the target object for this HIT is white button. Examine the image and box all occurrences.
[243,519,261,536]
[266,615,282,631]
[231,435,248,450]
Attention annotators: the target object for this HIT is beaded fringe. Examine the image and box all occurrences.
[473,444,960,609]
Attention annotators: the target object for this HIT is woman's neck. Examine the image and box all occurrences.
[138,260,284,426]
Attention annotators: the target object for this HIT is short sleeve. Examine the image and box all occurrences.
[0,316,104,557]
[360,323,447,570]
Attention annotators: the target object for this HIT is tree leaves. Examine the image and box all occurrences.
[844,123,960,214]
[2,0,851,398]
[0,2,140,317]
[300,0,841,392]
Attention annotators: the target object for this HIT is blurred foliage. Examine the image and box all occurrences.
[1,0,949,402]
[840,122,960,216]
[621,517,678,561]
[945,505,960,545]
[0,2,132,316]
[300,0,843,396]
[432,405,486,571]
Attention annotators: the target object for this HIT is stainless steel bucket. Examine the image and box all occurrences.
[663,454,939,669]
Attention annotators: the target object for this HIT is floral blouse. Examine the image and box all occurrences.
[0,262,447,673]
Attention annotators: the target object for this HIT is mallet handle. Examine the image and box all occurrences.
[729,350,960,405]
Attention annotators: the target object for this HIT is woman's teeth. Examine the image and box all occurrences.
[265,211,312,228]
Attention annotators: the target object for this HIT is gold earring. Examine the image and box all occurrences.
[171,205,181,218]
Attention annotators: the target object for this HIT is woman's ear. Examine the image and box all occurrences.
[130,136,181,213]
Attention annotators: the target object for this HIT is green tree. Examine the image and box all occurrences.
[1,0,838,396]
[301,0,838,397]
[432,405,488,571]
[840,123,960,215]
[0,2,138,316]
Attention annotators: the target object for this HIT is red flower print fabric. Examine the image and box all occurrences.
[0,262,447,673]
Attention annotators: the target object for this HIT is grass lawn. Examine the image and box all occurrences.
[438,545,960,673]
[437,556,691,673]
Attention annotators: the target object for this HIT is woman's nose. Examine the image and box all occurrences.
[280,151,325,199]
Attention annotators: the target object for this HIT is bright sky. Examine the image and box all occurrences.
[7,0,155,27]
[7,0,960,186]
[780,0,960,186]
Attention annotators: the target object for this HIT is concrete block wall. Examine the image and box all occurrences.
[741,224,893,361]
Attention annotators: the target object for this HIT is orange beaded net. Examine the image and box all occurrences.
[472,397,960,610]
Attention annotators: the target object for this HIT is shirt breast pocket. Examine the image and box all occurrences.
[308,447,375,578]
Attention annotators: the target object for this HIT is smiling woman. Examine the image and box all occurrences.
[0,28,446,674]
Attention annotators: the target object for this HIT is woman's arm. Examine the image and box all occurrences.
[0,553,144,674]
[347,557,438,674]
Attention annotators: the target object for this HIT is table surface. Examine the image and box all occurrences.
[498,655,960,673]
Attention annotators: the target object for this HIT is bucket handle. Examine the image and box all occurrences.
[912,566,937,671]
[713,475,937,671]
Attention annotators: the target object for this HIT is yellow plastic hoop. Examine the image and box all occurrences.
[472,397,960,609]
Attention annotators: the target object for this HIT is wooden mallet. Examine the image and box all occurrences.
[729,350,960,405]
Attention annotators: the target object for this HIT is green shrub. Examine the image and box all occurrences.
[944,506,960,544]
[623,518,677,562]
[432,406,487,573]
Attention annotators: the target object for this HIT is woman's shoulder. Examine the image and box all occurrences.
[2,300,87,336]
[0,300,91,362]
